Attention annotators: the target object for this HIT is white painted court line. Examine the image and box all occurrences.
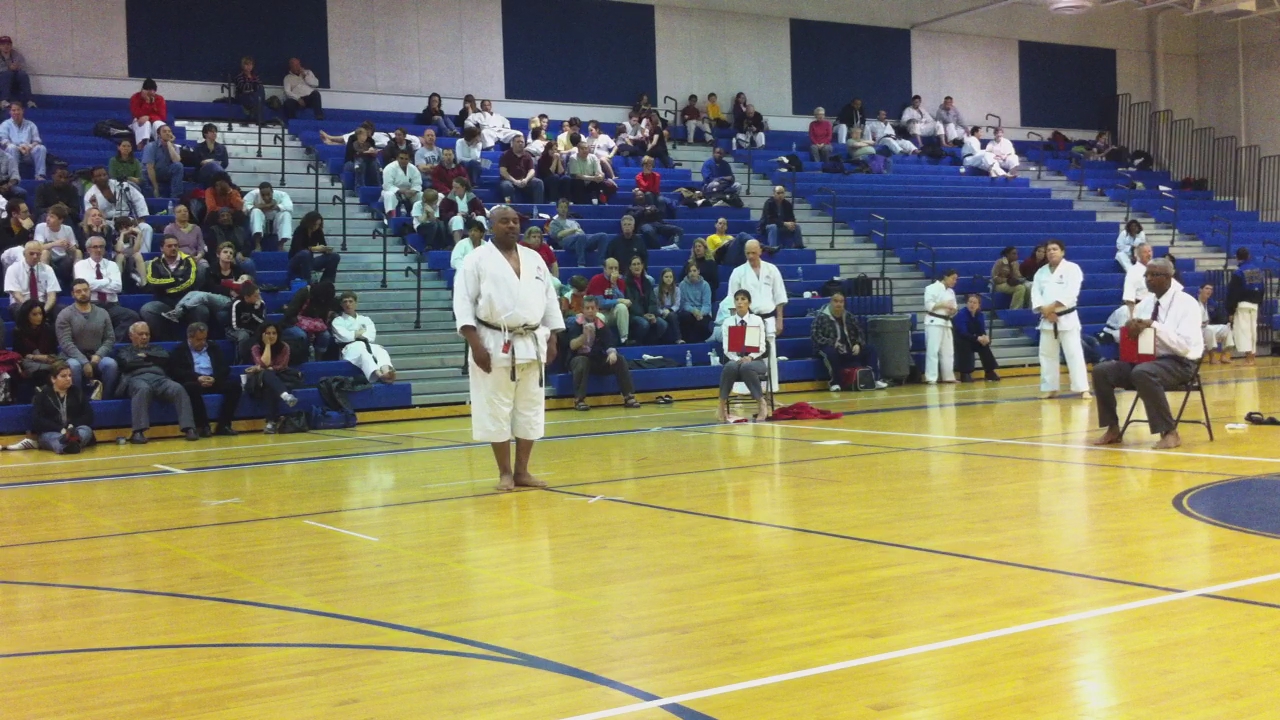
[812,440,852,446]
[152,464,188,474]
[559,570,1280,720]
[302,520,378,542]
[202,498,242,506]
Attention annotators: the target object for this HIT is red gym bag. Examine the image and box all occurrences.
[838,367,875,391]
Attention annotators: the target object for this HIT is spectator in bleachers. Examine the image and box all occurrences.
[418,93,459,137]
[986,128,1019,177]
[13,298,58,382]
[441,177,488,243]
[282,281,338,363]
[170,320,241,437]
[1115,219,1146,271]
[677,260,713,343]
[160,242,253,325]
[656,268,682,343]
[634,156,669,212]
[142,124,184,199]
[0,36,33,109]
[759,186,804,250]
[381,148,422,219]
[5,240,58,313]
[113,217,147,287]
[901,95,941,148]
[731,93,748,127]
[700,146,742,199]
[457,95,478,128]
[961,127,1006,178]
[813,290,885,391]
[208,207,251,260]
[558,117,581,153]
[587,121,618,179]
[75,234,139,341]
[56,279,117,399]
[456,126,484,188]
[549,198,606,267]
[412,188,448,250]
[415,128,442,175]
[624,256,673,345]
[128,78,166,147]
[627,189,682,251]
[203,175,244,227]
[108,140,143,186]
[835,97,866,147]
[728,239,787,337]
[333,291,396,383]
[606,215,647,271]
[618,115,645,156]
[535,142,568,203]
[234,56,266,124]
[864,110,916,155]
[288,211,339,284]
[991,246,1029,309]
[922,269,958,384]
[194,124,229,186]
[85,166,154,250]
[116,321,199,443]
[467,99,523,149]
[1227,246,1263,366]
[76,208,114,254]
[451,219,486,270]
[35,203,79,279]
[0,104,45,180]
[379,128,415,167]
[568,138,607,206]
[35,169,79,221]
[734,104,767,150]
[526,126,548,159]
[1123,242,1153,314]
[565,294,640,411]
[431,147,468,195]
[0,147,22,202]
[682,95,714,146]
[141,235,203,340]
[0,198,31,258]
[207,241,255,294]
[243,182,293,252]
[684,237,719,288]
[587,257,631,345]
[709,293,734,346]
[342,125,380,187]
[717,288,769,423]
[1198,283,1233,365]
[560,274,588,317]
[633,93,655,118]
[522,226,558,278]
[31,361,95,454]
[247,323,300,433]
[528,114,550,143]
[498,135,544,204]
[705,93,730,130]
[808,108,833,163]
[934,97,967,145]
[164,204,207,269]
[282,57,324,121]
[644,111,674,169]
[1032,239,1090,399]
[953,293,999,383]
[228,281,264,363]
[1021,242,1047,279]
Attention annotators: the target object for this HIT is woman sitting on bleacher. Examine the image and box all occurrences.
[1115,220,1146,272]
[717,289,768,423]
[282,281,338,363]
[417,93,459,138]
[108,140,142,186]
[656,268,682,343]
[31,361,96,454]
[246,322,300,435]
[288,211,340,284]
[13,299,60,384]
[411,188,449,251]
[623,256,675,345]
[164,204,207,268]
[75,208,116,257]
[440,178,488,244]
[332,291,396,384]
[677,260,713,344]
[683,238,719,289]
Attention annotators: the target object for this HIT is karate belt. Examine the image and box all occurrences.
[477,319,545,386]
[926,311,954,325]
[1049,307,1076,339]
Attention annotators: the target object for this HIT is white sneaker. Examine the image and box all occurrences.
[874,380,889,389]
[829,384,841,392]
[263,421,277,435]
[4,437,37,450]
[661,243,680,251]
[281,392,298,407]
[26,100,36,109]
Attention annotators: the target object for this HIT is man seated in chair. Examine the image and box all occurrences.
[1092,259,1203,450]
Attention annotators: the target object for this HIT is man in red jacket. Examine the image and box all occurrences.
[128,78,167,147]
[586,256,632,345]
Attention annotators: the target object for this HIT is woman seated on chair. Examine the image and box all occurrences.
[717,289,769,423]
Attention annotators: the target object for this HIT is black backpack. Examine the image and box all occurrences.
[921,144,946,161]
[92,119,131,140]
[781,154,804,172]
[844,274,873,297]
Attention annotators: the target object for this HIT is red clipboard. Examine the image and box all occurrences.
[1119,326,1156,364]
[727,324,762,354]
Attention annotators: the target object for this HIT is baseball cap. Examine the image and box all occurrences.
[0,37,11,44]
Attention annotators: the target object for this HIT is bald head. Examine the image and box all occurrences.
[21,240,41,266]
[128,322,152,347]
[489,206,520,249]
[745,239,762,267]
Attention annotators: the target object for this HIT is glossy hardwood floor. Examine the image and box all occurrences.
[3,362,1280,719]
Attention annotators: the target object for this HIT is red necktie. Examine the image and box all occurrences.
[28,266,38,303]
[95,263,107,303]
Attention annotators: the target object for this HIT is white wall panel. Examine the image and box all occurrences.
[1162,53,1198,124]
[3,0,127,80]
[911,31,1020,130]
[654,5,791,117]
[1116,49,1153,109]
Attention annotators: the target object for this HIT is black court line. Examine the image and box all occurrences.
[544,488,1280,613]
[303,429,405,447]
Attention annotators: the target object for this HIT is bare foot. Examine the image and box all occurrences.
[756,399,770,421]
[496,474,515,492]
[1246,354,1257,366]
[1041,391,1059,399]
[718,404,729,424]
[1079,390,1092,400]
[513,472,547,488]
[1094,427,1123,446]
[1210,353,1221,365]
[1221,354,1233,365]
[1154,431,1181,450]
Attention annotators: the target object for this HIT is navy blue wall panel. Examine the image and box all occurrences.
[126,0,329,85]
[1019,41,1116,131]
[789,19,911,118]
[502,0,656,106]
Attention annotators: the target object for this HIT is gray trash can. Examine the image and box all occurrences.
[869,314,912,381]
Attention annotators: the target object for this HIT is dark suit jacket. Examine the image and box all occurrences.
[169,341,231,385]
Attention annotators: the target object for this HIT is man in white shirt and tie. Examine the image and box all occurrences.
[4,240,58,313]
[1092,259,1203,449]
[728,239,788,391]
[922,269,958,384]
[74,234,140,341]
[1122,242,1153,314]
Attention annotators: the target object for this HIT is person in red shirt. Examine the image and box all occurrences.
[633,156,672,219]
[204,175,244,225]
[521,226,559,278]
[128,78,167,148]
[431,148,468,194]
[585,256,632,344]
[808,107,833,163]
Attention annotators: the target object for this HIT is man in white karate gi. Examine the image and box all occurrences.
[922,269,958,384]
[985,127,1020,176]
[934,96,967,144]
[466,99,523,150]
[961,127,1005,178]
[381,148,422,218]
[1032,239,1090,399]
[901,95,940,148]
[454,205,565,492]
[864,111,916,155]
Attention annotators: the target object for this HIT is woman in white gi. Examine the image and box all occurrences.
[922,269,958,384]
[1032,239,1090,398]
[961,127,1005,178]
[1115,220,1146,271]
[332,291,396,383]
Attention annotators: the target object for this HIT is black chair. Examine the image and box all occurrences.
[1120,355,1213,441]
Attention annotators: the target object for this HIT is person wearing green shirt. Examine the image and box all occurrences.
[108,139,142,186]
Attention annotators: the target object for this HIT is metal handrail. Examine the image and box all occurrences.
[331,194,348,251]
[914,241,936,280]
[1027,132,1045,180]
[219,81,235,132]
[871,213,888,277]
[1077,159,1087,200]
[1160,190,1179,247]
[1110,179,1135,222]
[745,147,754,194]
[985,114,1002,130]
[402,246,426,330]
[817,187,838,249]
[661,95,679,142]
[306,162,322,213]
[372,223,388,288]
[272,134,286,185]
[256,123,264,159]
[1211,214,1233,271]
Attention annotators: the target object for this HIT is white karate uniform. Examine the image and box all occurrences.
[83,180,153,249]
[863,120,916,155]
[961,136,1004,177]
[934,106,967,144]
[922,280,956,383]
[332,313,394,380]
[727,260,788,390]
[1233,301,1259,354]
[1031,259,1089,393]
[466,111,523,149]
[453,242,565,442]
[131,119,166,146]
[381,162,423,214]
[1115,230,1145,271]
[901,106,940,138]
[985,137,1020,172]
[242,188,294,239]
[1122,261,1149,307]
[1201,303,1233,351]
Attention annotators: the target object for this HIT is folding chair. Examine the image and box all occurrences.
[1120,355,1213,441]
[726,335,775,419]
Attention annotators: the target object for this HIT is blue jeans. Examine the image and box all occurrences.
[289,249,340,282]
[559,232,609,267]
[462,159,482,187]
[0,68,31,103]
[765,224,804,249]
[196,161,226,186]
[430,116,458,136]
[282,325,332,363]
[344,159,380,188]
[639,222,683,250]
[499,177,545,204]
[67,356,119,397]
[630,314,670,345]
[38,426,95,454]
[145,163,185,199]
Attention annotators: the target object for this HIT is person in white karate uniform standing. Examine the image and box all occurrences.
[332,291,396,383]
[454,206,565,492]
[922,269,958,384]
[1032,239,1091,398]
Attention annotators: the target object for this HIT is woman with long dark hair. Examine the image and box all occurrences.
[419,92,459,137]
[288,211,340,283]
[246,322,301,434]
[13,299,60,384]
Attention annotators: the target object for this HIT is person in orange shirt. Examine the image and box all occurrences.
[203,175,244,226]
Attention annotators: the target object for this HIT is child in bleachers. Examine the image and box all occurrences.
[234,56,266,123]
[34,203,79,287]
[228,282,265,363]
[560,274,589,317]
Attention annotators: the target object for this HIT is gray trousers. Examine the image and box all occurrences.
[719,359,766,402]
[120,373,196,431]
[1093,357,1197,435]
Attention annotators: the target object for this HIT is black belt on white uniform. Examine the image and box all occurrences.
[926,311,953,324]
[757,309,777,319]
[1049,307,1076,339]
[477,318,544,385]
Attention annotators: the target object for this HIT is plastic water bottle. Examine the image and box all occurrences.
[685,350,692,367]
[791,142,797,152]
[797,266,804,282]
[709,352,721,367]
[166,200,174,216]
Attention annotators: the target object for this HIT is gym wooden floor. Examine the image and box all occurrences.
[4,363,1280,719]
